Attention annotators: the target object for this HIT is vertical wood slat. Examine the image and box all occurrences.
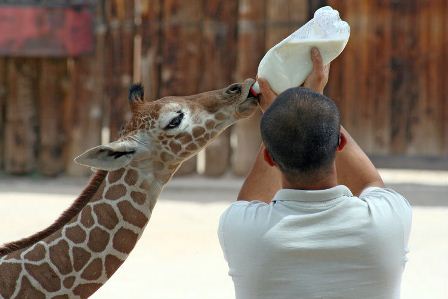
[200,0,238,176]
[38,59,67,176]
[335,1,372,152]
[160,0,203,175]
[0,59,5,170]
[65,2,106,176]
[138,0,162,100]
[390,0,419,154]
[444,0,448,155]
[4,59,39,174]
[232,0,266,176]
[106,0,135,142]
[421,0,444,155]
[370,0,392,155]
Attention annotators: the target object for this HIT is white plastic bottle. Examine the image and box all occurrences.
[250,6,350,95]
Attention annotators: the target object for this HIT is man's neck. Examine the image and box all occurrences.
[281,165,338,191]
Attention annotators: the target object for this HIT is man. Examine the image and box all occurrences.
[218,48,412,299]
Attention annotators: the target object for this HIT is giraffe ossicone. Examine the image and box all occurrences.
[0,79,258,299]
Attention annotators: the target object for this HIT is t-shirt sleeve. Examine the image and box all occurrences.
[359,187,412,246]
[218,200,269,263]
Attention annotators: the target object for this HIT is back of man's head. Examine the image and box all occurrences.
[260,87,340,180]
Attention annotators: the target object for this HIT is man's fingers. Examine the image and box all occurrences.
[311,47,324,71]
[258,78,276,97]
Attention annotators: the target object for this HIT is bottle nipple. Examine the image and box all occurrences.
[249,81,260,97]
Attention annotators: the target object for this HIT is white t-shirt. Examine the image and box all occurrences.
[218,186,412,299]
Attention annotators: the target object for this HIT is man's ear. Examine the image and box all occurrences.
[337,132,347,152]
[74,140,139,171]
[263,147,276,167]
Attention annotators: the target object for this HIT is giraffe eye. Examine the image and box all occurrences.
[165,112,184,130]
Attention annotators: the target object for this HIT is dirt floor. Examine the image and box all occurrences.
[0,169,447,299]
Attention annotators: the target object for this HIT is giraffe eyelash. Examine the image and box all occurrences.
[164,112,184,130]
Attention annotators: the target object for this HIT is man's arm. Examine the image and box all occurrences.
[336,126,384,196]
[237,48,328,202]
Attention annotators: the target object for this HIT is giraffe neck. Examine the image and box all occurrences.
[0,165,166,299]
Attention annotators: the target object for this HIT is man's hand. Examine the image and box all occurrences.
[258,78,278,113]
[303,47,330,94]
[257,47,330,113]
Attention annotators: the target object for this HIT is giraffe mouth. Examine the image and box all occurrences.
[236,78,259,117]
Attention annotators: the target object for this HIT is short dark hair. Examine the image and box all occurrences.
[260,87,340,178]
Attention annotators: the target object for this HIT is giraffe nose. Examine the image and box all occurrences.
[225,83,242,95]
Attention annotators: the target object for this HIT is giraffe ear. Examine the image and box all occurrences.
[74,140,138,171]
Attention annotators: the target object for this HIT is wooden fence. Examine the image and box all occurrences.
[0,0,446,177]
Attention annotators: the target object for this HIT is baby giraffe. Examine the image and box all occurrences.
[0,79,258,299]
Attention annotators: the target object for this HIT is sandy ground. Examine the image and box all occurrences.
[0,169,447,299]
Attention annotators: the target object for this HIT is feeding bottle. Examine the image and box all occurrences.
[250,6,350,96]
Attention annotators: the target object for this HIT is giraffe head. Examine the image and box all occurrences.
[75,79,258,181]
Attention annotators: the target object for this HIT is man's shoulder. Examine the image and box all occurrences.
[359,186,412,211]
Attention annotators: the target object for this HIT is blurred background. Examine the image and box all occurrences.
[0,0,446,178]
[0,1,447,298]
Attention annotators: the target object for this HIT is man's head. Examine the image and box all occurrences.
[261,87,342,183]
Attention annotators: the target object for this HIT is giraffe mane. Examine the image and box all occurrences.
[0,170,108,256]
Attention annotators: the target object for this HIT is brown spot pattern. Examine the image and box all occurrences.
[72,246,91,272]
[65,225,86,244]
[16,276,45,299]
[215,112,226,120]
[186,143,197,151]
[175,132,192,144]
[4,250,21,260]
[108,168,125,184]
[24,243,46,261]
[25,263,61,292]
[49,240,72,275]
[205,119,215,130]
[87,227,110,252]
[140,180,150,190]
[73,283,102,298]
[105,184,127,200]
[81,258,103,280]
[131,191,146,205]
[113,228,138,253]
[169,141,182,154]
[105,254,123,278]
[124,169,138,185]
[52,295,69,299]
[80,206,95,228]
[0,262,21,298]
[94,203,119,230]
[118,201,148,228]
[192,126,205,138]
[63,276,75,288]
[160,152,173,162]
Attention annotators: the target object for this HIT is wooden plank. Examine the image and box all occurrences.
[390,0,419,154]
[4,58,39,174]
[106,0,134,141]
[337,1,371,151]
[38,59,67,176]
[232,0,266,176]
[421,0,444,155]
[369,0,392,155]
[0,59,5,170]
[199,0,238,176]
[0,6,94,57]
[65,1,106,176]
[444,0,448,155]
[160,0,203,175]
[138,0,162,100]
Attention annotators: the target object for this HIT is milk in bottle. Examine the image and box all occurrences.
[251,6,350,95]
